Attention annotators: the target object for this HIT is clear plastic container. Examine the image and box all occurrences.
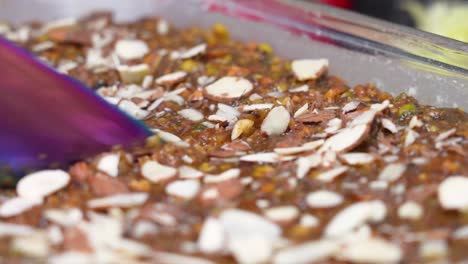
[1,0,467,109]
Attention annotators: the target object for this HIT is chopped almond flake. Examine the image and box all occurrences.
[404,129,419,147]
[87,193,148,208]
[17,170,70,199]
[11,233,49,258]
[240,103,274,112]
[204,168,240,183]
[340,152,375,165]
[264,206,299,223]
[306,190,343,208]
[177,43,207,60]
[204,77,254,102]
[381,118,398,133]
[409,116,423,129]
[240,152,280,163]
[157,19,169,35]
[117,64,150,84]
[349,109,377,127]
[43,208,83,227]
[178,109,204,122]
[325,200,386,237]
[274,139,324,155]
[340,238,402,264]
[438,176,468,211]
[296,153,322,179]
[114,39,149,60]
[299,214,319,228]
[97,153,120,177]
[273,240,339,264]
[261,106,290,136]
[291,59,329,81]
[118,100,150,120]
[316,166,348,182]
[152,129,182,142]
[398,201,423,220]
[166,180,200,199]
[155,71,187,85]
[231,119,254,140]
[435,128,456,141]
[141,160,177,183]
[198,218,225,254]
[319,124,370,153]
[179,166,204,179]
[378,163,406,182]
[419,240,448,260]
[289,84,309,93]
[0,197,42,218]
[342,101,361,113]
[294,103,309,118]
[296,109,335,123]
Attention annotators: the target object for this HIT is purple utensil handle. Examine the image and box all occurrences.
[0,37,151,180]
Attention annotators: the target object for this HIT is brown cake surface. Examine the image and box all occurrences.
[0,13,467,263]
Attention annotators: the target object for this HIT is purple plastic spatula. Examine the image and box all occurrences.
[0,37,152,184]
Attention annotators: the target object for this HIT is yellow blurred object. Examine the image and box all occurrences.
[403,1,468,42]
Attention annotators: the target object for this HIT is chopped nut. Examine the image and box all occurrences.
[117,64,150,84]
[438,176,468,211]
[114,39,149,60]
[17,170,70,199]
[398,201,423,220]
[141,160,177,183]
[306,190,343,208]
[155,71,187,85]
[204,77,254,102]
[166,180,200,199]
[97,153,120,177]
[178,109,204,122]
[261,106,290,136]
[291,59,329,81]
[231,119,254,140]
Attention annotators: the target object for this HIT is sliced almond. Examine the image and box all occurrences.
[296,153,322,179]
[87,193,148,209]
[141,160,177,183]
[17,170,70,199]
[179,166,204,179]
[381,118,398,133]
[316,166,348,182]
[398,201,423,220]
[293,103,309,118]
[438,176,468,211]
[404,129,419,147]
[155,71,187,85]
[342,101,361,113]
[178,43,207,60]
[261,106,290,136]
[117,64,150,84]
[291,59,329,81]
[324,200,386,238]
[43,208,83,227]
[306,190,343,208]
[340,152,375,165]
[378,163,406,182]
[152,129,182,143]
[340,238,402,264]
[240,152,280,163]
[197,217,225,254]
[97,153,120,177]
[435,128,456,142]
[0,222,35,237]
[204,77,253,102]
[231,119,254,140]
[296,109,335,123]
[289,84,309,93]
[166,180,200,200]
[0,197,42,218]
[240,103,274,112]
[178,109,204,122]
[273,240,339,264]
[274,139,324,155]
[319,124,370,153]
[118,100,150,120]
[264,206,299,223]
[115,39,149,60]
[204,168,240,183]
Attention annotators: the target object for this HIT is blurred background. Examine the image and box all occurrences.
[315,0,468,42]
